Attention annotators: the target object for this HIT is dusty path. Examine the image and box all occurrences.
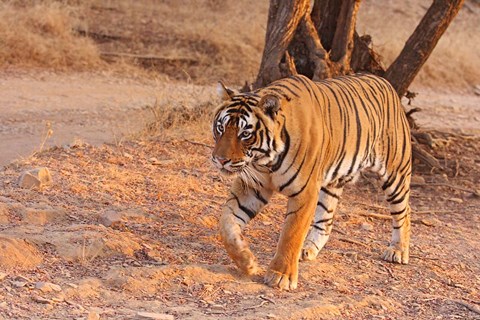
[0,71,214,166]
[1,72,479,167]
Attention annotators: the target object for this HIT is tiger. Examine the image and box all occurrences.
[211,73,412,290]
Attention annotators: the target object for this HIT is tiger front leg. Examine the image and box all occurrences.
[265,187,317,290]
[219,178,272,275]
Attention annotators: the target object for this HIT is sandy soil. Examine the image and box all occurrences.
[0,71,214,166]
[0,71,479,319]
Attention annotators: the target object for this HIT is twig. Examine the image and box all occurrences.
[355,202,388,212]
[337,236,369,247]
[358,212,391,220]
[382,264,396,279]
[409,254,440,261]
[411,182,480,197]
[415,210,450,215]
[242,300,269,311]
[259,295,276,305]
[183,139,213,149]
[450,299,480,315]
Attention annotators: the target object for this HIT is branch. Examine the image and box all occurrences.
[330,0,362,72]
[254,0,310,88]
[384,0,465,97]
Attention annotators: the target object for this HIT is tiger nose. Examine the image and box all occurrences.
[216,156,230,166]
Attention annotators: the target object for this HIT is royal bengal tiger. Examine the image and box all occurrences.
[211,74,412,290]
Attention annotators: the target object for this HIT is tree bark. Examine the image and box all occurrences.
[384,0,465,97]
[329,0,361,72]
[254,0,309,88]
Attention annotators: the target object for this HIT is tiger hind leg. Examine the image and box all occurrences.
[301,185,343,261]
[380,164,412,264]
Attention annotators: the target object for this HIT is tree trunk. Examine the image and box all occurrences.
[254,0,309,88]
[384,0,465,97]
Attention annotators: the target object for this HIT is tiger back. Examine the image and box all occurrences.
[212,74,412,290]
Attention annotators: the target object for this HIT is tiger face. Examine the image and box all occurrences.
[212,82,281,176]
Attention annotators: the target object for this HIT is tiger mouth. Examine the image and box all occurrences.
[220,167,241,176]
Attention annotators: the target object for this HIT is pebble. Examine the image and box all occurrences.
[135,312,174,320]
[410,175,425,184]
[35,282,62,293]
[87,311,100,320]
[361,222,373,231]
[32,296,53,304]
[421,218,441,227]
[17,167,53,189]
[0,273,7,281]
[98,210,123,228]
[448,197,463,203]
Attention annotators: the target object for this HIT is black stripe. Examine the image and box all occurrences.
[390,207,407,215]
[280,152,307,192]
[232,193,256,220]
[390,191,408,205]
[254,189,268,205]
[315,217,333,224]
[321,187,340,199]
[290,157,319,198]
[317,201,333,213]
[312,225,327,232]
[271,117,290,172]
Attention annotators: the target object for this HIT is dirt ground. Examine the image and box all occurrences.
[0,0,479,319]
[0,71,479,319]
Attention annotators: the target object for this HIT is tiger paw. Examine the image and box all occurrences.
[264,268,298,290]
[301,241,320,261]
[382,246,409,264]
[233,249,259,275]
[264,259,298,290]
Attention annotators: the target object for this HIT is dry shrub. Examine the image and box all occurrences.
[0,1,102,70]
[142,100,215,137]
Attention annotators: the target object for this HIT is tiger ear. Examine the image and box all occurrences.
[217,81,235,101]
[258,94,281,119]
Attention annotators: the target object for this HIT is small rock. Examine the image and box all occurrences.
[345,252,358,261]
[17,167,53,189]
[66,283,78,289]
[32,296,53,304]
[99,210,124,228]
[135,312,174,320]
[474,84,480,96]
[35,282,62,293]
[87,311,100,320]
[0,273,7,281]
[266,314,278,319]
[421,217,441,227]
[209,304,224,311]
[361,222,373,231]
[12,281,27,288]
[449,197,463,204]
[410,175,425,184]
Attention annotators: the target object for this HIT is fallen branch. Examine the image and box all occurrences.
[241,300,269,312]
[337,236,369,247]
[100,52,198,65]
[450,299,480,315]
[412,143,443,169]
[358,212,390,220]
[260,295,276,305]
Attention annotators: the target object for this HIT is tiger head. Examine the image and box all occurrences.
[211,82,283,176]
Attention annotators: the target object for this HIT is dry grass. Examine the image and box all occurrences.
[0,0,102,70]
